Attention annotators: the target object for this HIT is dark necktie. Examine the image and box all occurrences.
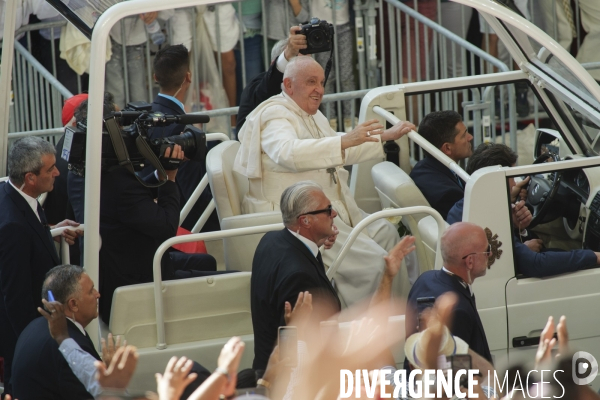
[452,171,464,189]
[317,251,336,290]
[37,201,55,246]
[316,251,324,269]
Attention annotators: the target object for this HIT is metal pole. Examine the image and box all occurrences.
[0,0,20,174]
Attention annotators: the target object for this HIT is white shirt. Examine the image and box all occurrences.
[287,228,319,258]
[9,180,41,222]
[276,52,290,73]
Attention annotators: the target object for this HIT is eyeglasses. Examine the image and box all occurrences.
[299,204,333,218]
[461,244,492,260]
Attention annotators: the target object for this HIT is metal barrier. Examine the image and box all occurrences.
[9,39,72,136]
[6,0,597,157]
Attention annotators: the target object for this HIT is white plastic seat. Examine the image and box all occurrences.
[109,272,254,391]
[110,272,253,347]
[206,141,282,271]
[371,162,436,273]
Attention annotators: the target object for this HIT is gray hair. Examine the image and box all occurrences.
[283,56,321,83]
[42,264,85,304]
[280,181,323,226]
[8,136,56,186]
[271,38,288,62]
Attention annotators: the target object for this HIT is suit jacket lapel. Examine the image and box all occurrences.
[67,319,101,360]
[5,184,60,264]
[280,229,339,300]
[437,271,488,351]
[429,157,464,188]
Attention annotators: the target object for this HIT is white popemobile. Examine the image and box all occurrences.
[2,0,600,392]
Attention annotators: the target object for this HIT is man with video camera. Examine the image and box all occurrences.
[147,44,219,233]
[65,96,217,323]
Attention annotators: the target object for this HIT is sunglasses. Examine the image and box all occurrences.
[461,243,492,260]
[299,204,333,218]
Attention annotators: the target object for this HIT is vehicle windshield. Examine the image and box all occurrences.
[478,10,600,153]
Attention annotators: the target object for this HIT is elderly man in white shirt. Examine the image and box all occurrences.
[234,56,416,306]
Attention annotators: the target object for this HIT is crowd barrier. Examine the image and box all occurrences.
[2,0,594,157]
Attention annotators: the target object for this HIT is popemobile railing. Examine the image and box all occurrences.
[151,206,445,349]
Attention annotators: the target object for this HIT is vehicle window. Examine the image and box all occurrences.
[509,165,600,278]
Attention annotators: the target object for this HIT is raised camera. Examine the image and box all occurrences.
[298,17,334,55]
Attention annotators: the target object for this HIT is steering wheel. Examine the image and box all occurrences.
[527,152,562,228]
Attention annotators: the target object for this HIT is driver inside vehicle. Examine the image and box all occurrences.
[447,142,600,278]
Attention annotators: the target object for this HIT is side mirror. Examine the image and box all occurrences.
[533,129,561,161]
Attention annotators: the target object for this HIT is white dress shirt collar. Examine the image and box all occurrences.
[9,179,41,222]
[66,317,87,336]
[288,228,319,258]
[442,266,473,296]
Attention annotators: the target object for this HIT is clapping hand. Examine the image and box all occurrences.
[155,356,197,400]
[96,345,138,390]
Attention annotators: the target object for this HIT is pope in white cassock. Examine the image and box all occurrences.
[234,56,417,306]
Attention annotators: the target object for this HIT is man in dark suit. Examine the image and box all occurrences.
[410,110,473,220]
[147,44,219,232]
[235,27,306,135]
[0,137,81,393]
[251,181,416,373]
[12,265,101,399]
[406,222,493,363]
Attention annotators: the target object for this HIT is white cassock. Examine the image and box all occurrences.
[234,92,418,307]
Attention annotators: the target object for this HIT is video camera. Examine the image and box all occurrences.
[298,17,334,55]
[61,101,209,185]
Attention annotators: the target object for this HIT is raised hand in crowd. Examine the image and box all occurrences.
[38,299,70,345]
[261,345,293,400]
[276,299,403,400]
[154,356,198,400]
[371,235,416,307]
[284,291,313,337]
[186,337,245,400]
[285,25,307,60]
[535,315,569,369]
[95,345,138,390]
[101,333,126,367]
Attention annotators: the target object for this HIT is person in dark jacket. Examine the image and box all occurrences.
[12,265,101,399]
[236,26,306,135]
[410,110,472,220]
[406,222,493,363]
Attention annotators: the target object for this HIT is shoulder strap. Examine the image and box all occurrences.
[104,117,168,188]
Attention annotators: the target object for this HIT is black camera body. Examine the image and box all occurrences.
[61,101,208,177]
[298,17,334,55]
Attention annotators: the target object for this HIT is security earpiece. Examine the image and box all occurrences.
[303,218,309,224]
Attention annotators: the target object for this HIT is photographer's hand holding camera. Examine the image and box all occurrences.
[162,144,185,182]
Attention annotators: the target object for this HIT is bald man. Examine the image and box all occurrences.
[234,56,416,307]
[405,222,493,363]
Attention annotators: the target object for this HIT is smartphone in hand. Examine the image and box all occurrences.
[278,326,298,367]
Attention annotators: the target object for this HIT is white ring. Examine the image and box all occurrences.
[367,131,371,137]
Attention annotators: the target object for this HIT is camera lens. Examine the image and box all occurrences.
[156,126,206,164]
[308,30,325,47]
